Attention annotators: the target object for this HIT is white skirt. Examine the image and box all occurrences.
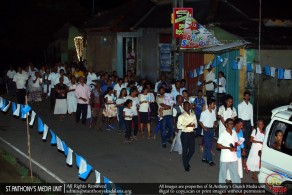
[54,99,67,114]
[67,95,77,114]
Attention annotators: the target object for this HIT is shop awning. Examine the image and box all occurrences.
[201,40,251,52]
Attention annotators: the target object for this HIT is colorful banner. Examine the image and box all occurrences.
[180,15,221,49]
[173,8,193,38]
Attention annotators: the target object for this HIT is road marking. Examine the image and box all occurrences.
[0,137,65,183]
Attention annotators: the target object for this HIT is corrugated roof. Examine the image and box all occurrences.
[201,40,251,52]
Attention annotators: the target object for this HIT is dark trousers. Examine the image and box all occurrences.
[181,131,195,169]
[217,93,226,107]
[195,113,202,136]
[124,120,132,139]
[16,89,26,104]
[50,88,56,110]
[243,120,252,158]
[161,115,174,144]
[132,116,139,136]
[206,90,214,101]
[76,103,88,124]
[7,79,16,96]
[203,128,214,162]
[118,106,125,131]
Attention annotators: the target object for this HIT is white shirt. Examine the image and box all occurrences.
[170,88,183,103]
[48,72,59,87]
[138,94,150,112]
[105,94,115,103]
[57,66,66,73]
[205,71,215,91]
[123,107,132,120]
[173,105,184,117]
[154,81,161,93]
[200,109,216,128]
[217,130,238,162]
[87,72,98,85]
[177,112,197,132]
[116,97,126,106]
[67,82,77,97]
[31,76,41,88]
[215,77,226,93]
[114,83,123,98]
[218,105,237,120]
[125,95,139,116]
[55,74,69,85]
[238,101,254,126]
[7,70,16,79]
[13,72,28,89]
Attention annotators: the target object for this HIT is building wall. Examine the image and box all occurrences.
[254,50,292,116]
[86,32,117,73]
[141,28,160,83]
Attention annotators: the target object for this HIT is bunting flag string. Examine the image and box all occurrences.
[0,96,128,191]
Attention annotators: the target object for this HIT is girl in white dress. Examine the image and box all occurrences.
[246,119,265,181]
[103,87,117,130]
[217,95,237,136]
[67,76,77,114]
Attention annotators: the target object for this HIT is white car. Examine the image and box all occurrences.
[258,103,292,194]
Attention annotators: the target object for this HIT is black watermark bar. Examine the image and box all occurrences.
[0,183,272,194]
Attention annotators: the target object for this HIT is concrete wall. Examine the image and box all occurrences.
[141,28,160,83]
[254,50,292,116]
[86,31,117,73]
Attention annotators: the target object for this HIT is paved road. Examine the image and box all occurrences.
[0,94,256,185]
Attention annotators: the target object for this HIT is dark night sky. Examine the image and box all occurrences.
[0,0,129,67]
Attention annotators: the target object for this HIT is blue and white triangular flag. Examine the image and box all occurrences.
[13,104,21,117]
[247,62,253,72]
[56,136,64,152]
[196,67,200,76]
[205,61,211,69]
[76,154,84,168]
[211,58,217,67]
[12,102,16,114]
[66,148,73,166]
[95,170,101,183]
[0,97,3,108]
[50,130,56,145]
[193,69,197,78]
[38,117,44,133]
[264,66,271,76]
[29,111,36,126]
[78,159,92,180]
[197,81,202,86]
[256,64,262,74]
[2,101,11,112]
[104,176,112,191]
[1,98,6,111]
[189,71,193,78]
[78,158,87,175]
[271,67,276,77]
[223,58,228,67]
[217,55,223,63]
[62,141,68,156]
[278,68,284,80]
[21,105,31,115]
[231,60,237,70]
[42,124,49,140]
[199,66,204,75]
[284,69,291,80]
[237,59,243,70]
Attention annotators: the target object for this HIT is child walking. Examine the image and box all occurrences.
[123,99,133,143]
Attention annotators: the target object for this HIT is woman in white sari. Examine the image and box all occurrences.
[67,76,77,114]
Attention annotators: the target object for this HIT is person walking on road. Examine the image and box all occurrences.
[199,98,216,166]
[238,91,254,169]
[177,101,197,172]
[217,118,241,184]
[75,76,91,125]
[13,67,28,104]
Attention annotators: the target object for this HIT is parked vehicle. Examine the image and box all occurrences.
[258,103,292,194]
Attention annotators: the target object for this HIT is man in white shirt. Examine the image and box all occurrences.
[114,78,124,98]
[170,80,183,104]
[6,66,16,96]
[86,67,98,85]
[204,67,215,101]
[55,69,69,85]
[199,99,217,166]
[48,67,59,109]
[75,76,91,125]
[125,87,140,139]
[13,67,28,104]
[238,91,254,160]
[217,118,241,184]
[177,101,197,172]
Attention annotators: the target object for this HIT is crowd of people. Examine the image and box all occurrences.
[6,62,273,184]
